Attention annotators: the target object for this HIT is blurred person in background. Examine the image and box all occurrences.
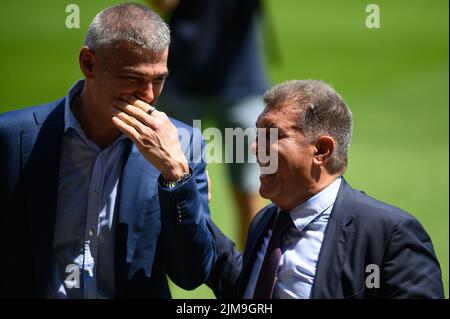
[149,0,271,248]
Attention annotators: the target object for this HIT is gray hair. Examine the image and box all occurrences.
[84,2,170,52]
[263,80,353,174]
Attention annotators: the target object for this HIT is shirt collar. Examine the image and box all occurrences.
[278,177,342,232]
[64,79,85,134]
[64,79,127,145]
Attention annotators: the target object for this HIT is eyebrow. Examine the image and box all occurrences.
[256,119,276,127]
[121,68,170,78]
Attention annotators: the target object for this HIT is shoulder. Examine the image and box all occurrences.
[352,186,419,225]
[342,182,426,239]
[0,99,63,133]
[169,116,194,133]
[168,116,201,142]
[169,116,205,164]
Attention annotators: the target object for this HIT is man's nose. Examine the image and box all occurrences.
[135,82,154,104]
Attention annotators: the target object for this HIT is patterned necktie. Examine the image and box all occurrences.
[253,211,293,299]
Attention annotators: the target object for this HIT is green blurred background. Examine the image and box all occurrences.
[0,0,447,298]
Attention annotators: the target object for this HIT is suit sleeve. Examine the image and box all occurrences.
[381,216,445,298]
[206,222,243,299]
[157,128,217,290]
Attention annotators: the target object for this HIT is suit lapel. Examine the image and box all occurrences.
[311,178,355,299]
[238,206,277,297]
[115,143,161,293]
[21,101,65,297]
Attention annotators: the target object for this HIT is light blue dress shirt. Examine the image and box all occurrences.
[46,80,128,298]
[244,177,342,299]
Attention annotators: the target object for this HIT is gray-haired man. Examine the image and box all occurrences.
[0,3,215,298]
[207,80,444,299]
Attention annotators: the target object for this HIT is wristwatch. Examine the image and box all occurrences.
[162,170,192,189]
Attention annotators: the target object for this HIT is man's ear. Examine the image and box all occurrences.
[79,46,98,79]
[313,136,335,165]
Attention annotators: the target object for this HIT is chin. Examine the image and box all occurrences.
[259,184,276,201]
[259,189,269,199]
[259,172,277,197]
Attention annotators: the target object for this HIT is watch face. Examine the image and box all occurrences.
[164,172,192,188]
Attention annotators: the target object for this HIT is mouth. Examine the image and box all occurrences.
[259,167,276,198]
[259,166,275,179]
[260,174,273,183]
[258,158,277,177]
[258,161,270,168]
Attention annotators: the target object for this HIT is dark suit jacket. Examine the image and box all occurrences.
[208,178,444,298]
[0,98,216,298]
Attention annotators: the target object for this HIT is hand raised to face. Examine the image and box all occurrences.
[111,95,189,182]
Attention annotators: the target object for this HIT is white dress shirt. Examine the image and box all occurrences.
[244,177,342,299]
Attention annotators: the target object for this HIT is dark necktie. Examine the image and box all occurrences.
[253,211,293,299]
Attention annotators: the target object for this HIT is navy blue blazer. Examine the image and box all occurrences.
[0,98,216,298]
[207,179,444,298]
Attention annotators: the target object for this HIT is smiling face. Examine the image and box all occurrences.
[80,41,169,118]
[255,104,318,210]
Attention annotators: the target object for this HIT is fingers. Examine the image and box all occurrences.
[111,116,141,145]
[111,95,176,149]
[122,95,149,112]
[111,96,187,177]
[121,95,168,121]
[111,106,149,136]
[113,99,157,129]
